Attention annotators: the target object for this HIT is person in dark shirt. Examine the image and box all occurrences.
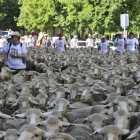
[44,37,51,47]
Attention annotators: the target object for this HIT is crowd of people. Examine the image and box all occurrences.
[0,29,140,72]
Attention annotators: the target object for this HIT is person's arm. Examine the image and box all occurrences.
[10,53,27,58]
[4,53,8,65]
[136,45,139,51]
[64,45,67,52]
[98,44,100,52]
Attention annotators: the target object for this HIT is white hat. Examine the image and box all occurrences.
[9,29,12,31]
[22,37,25,39]
[102,35,106,39]
[118,31,123,35]
[74,35,77,38]
[11,31,21,37]
[6,35,11,40]
[89,34,92,37]
[1,36,4,38]
[4,35,7,37]
[29,35,32,37]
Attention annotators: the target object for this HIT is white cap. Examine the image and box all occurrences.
[74,35,77,38]
[4,35,7,36]
[47,37,49,39]
[1,36,4,38]
[118,31,123,35]
[22,37,25,39]
[11,31,21,37]
[29,35,32,37]
[102,35,106,39]
[6,35,11,40]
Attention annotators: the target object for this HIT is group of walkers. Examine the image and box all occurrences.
[0,29,139,74]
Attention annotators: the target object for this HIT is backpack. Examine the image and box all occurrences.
[8,43,26,64]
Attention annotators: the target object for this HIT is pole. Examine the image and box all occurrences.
[124,14,125,38]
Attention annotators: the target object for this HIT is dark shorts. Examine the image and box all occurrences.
[10,68,26,75]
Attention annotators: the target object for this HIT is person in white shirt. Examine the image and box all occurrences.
[54,33,67,53]
[8,29,13,35]
[28,35,35,47]
[71,35,79,48]
[115,31,126,53]
[126,32,139,52]
[86,34,94,47]
[4,31,27,73]
[39,30,44,36]
[0,36,5,48]
[21,37,27,47]
[0,35,12,55]
[3,35,7,45]
[98,36,110,54]
[50,37,54,48]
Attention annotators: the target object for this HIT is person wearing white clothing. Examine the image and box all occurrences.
[0,35,12,54]
[4,35,8,45]
[39,30,44,36]
[98,36,110,54]
[126,32,139,52]
[71,35,79,48]
[86,34,94,47]
[8,29,13,35]
[21,37,27,47]
[54,33,67,53]
[115,31,126,52]
[4,31,27,73]
[28,35,35,47]
[0,36,5,48]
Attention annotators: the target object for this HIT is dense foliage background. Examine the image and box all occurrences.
[0,0,140,36]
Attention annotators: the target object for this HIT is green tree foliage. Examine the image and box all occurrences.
[0,0,21,30]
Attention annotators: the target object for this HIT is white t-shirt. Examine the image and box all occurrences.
[0,39,5,47]
[51,40,54,47]
[115,37,125,52]
[98,40,110,54]
[5,42,27,69]
[28,38,35,47]
[126,38,138,52]
[0,43,8,52]
[21,40,27,47]
[71,38,78,47]
[55,38,66,53]
[3,38,7,45]
[39,32,44,36]
[86,38,94,47]
[8,31,13,35]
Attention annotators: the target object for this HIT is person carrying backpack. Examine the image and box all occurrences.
[4,31,27,74]
[126,32,139,52]
[115,31,126,53]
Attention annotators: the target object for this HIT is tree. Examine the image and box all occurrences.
[0,0,21,30]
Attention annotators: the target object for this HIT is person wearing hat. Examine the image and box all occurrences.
[71,35,79,48]
[0,35,12,55]
[8,29,13,35]
[126,32,139,52]
[114,31,126,53]
[86,34,94,48]
[138,34,140,52]
[4,31,27,73]
[4,35,8,45]
[98,36,110,54]
[39,30,44,36]
[21,37,27,47]
[54,33,67,53]
[28,35,35,47]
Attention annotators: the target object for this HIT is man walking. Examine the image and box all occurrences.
[115,31,126,53]
[44,37,51,47]
[4,31,27,73]
[54,33,67,53]
[71,35,79,48]
[86,34,94,47]
[98,36,110,54]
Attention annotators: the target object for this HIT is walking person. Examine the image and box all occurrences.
[28,35,35,47]
[86,34,94,47]
[0,35,12,55]
[98,36,110,54]
[138,34,140,52]
[71,35,79,48]
[4,31,27,74]
[50,37,54,48]
[44,37,51,47]
[21,37,27,47]
[54,33,67,53]
[0,36,5,48]
[112,35,115,42]
[126,32,139,52]
[115,31,126,53]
